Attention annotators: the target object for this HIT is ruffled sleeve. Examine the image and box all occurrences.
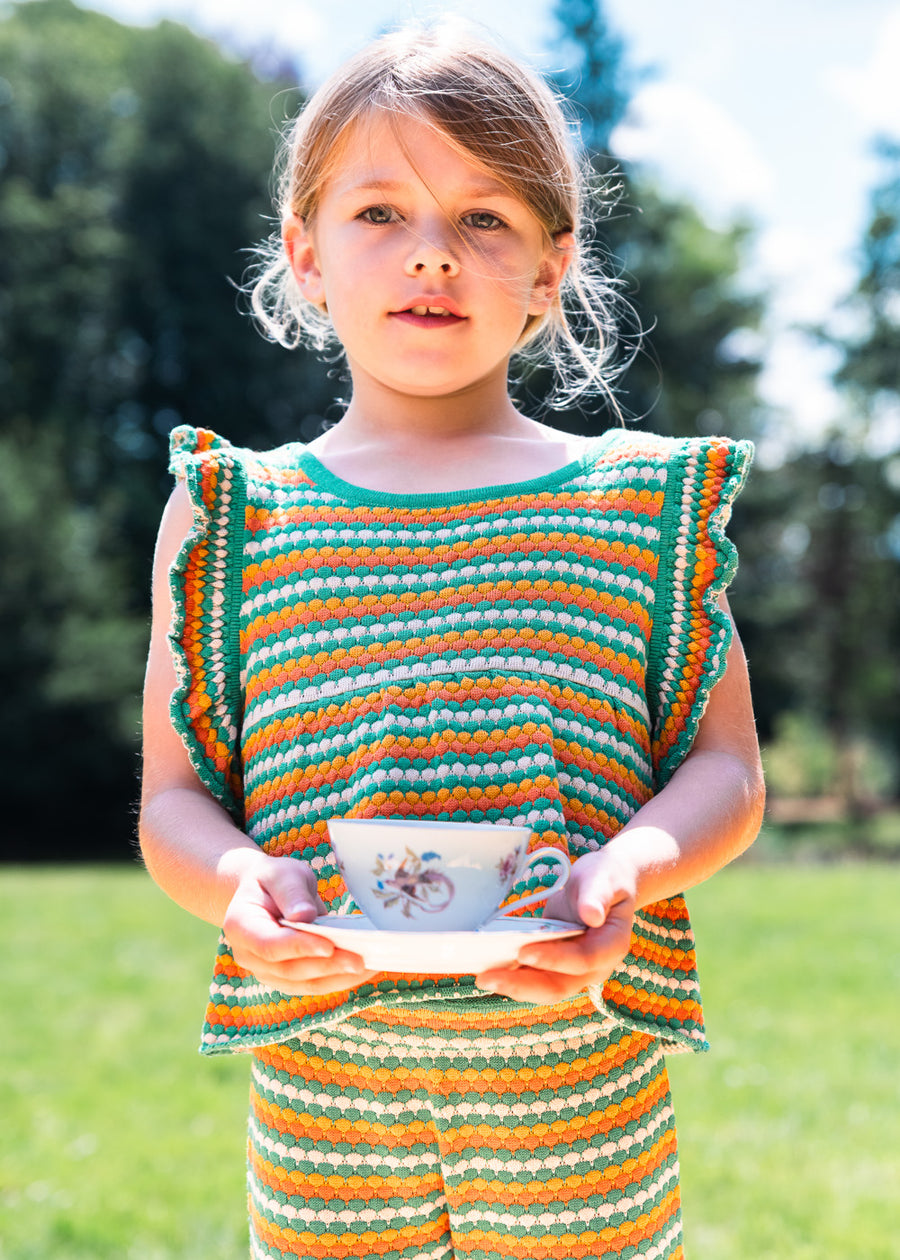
[167,425,248,822]
[647,436,754,788]
[584,435,752,1055]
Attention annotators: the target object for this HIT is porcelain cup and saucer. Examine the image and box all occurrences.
[280,818,584,973]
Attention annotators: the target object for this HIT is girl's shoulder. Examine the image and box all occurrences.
[579,429,754,509]
[168,424,303,476]
[596,427,753,465]
[168,427,320,507]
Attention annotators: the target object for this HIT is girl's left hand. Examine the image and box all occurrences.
[474,848,638,1004]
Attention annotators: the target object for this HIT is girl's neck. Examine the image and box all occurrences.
[305,379,590,496]
[323,366,534,448]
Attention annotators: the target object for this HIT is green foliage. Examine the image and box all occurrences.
[762,712,841,799]
[728,437,900,758]
[0,0,334,855]
[836,140,900,397]
[0,426,146,849]
[2,864,898,1257]
[545,0,898,813]
[548,0,630,152]
[766,143,900,794]
[604,182,764,439]
[762,713,897,816]
[542,1,765,438]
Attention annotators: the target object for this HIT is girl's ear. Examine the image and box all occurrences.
[528,231,575,315]
[283,213,326,307]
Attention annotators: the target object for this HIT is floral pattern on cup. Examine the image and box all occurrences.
[371,847,456,920]
[496,849,523,885]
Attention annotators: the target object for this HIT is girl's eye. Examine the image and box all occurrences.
[463,211,505,231]
[359,205,396,225]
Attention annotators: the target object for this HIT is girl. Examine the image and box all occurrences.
[140,22,764,1260]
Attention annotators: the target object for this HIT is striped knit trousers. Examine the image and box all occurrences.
[247,998,684,1259]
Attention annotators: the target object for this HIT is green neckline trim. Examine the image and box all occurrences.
[294,429,623,507]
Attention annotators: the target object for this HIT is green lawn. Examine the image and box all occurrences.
[2,863,898,1259]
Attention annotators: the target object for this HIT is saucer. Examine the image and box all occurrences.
[278,914,584,974]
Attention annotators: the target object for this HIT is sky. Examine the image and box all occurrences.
[70,0,900,455]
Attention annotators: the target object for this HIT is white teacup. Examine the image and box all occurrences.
[327,818,570,932]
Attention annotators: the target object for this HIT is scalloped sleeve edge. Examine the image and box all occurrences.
[647,437,754,789]
[167,426,247,822]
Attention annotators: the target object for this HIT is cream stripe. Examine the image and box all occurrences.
[248,1117,441,1177]
[265,1017,666,1056]
[241,664,649,734]
[248,1175,446,1227]
[450,1165,678,1230]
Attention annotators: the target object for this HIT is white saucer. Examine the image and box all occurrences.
[278,914,584,974]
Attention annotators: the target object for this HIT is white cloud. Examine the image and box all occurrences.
[827,7,900,133]
[758,329,843,449]
[754,225,856,326]
[186,0,324,52]
[79,0,324,55]
[611,80,776,224]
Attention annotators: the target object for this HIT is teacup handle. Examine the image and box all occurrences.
[490,847,571,919]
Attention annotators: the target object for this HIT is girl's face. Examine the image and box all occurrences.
[284,111,571,405]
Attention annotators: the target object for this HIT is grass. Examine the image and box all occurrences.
[0,866,249,1260]
[669,861,900,1259]
[2,862,898,1258]
[753,811,900,863]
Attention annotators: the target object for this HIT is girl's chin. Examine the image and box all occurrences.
[349,360,509,402]
[365,377,499,403]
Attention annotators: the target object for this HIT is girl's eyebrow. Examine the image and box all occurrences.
[337,176,516,201]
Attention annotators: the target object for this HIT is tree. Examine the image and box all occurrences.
[735,143,900,815]
[0,0,331,856]
[547,0,630,154]
[814,142,900,806]
[540,0,765,441]
[835,139,900,400]
[0,427,147,855]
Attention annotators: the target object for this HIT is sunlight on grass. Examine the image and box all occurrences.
[669,863,900,1260]
[2,863,898,1258]
[1,866,249,1259]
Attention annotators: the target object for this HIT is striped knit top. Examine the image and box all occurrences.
[167,424,753,1056]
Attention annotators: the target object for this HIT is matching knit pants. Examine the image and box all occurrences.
[246,998,683,1260]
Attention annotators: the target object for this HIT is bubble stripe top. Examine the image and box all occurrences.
[166,424,753,1055]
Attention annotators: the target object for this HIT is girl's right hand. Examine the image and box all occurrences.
[222,853,378,995]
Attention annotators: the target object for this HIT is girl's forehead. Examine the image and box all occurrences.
[324,109,511,199]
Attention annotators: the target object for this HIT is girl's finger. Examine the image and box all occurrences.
[240,946,369,985]
[268,969,380,997]
[229,918,336,962]
[475,965,587,1005]
[516,923,629,976]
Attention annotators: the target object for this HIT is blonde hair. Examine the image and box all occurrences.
[249,20,630,412]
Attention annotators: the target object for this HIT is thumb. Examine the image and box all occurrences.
[575,864,628,929]
[576,897,607,929]
[267,860,324,921]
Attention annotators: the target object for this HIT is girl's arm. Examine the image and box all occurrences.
[139,483,375,995]
[476,599,766,1003]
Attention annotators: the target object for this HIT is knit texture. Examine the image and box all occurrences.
[248,1001,683,1258]
[167,425,752,1056]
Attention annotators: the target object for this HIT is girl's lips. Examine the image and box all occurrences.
[391,310,466,329]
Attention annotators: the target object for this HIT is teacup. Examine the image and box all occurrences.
[327,817,570,932]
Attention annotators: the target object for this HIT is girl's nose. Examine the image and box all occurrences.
[403,227,460,277]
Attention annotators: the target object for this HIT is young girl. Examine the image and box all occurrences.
[140,22,764,1260]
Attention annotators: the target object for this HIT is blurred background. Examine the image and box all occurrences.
[2,6,898,1257]
[1,0,898,858]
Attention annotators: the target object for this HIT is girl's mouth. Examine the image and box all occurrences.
[392,303,466,328]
